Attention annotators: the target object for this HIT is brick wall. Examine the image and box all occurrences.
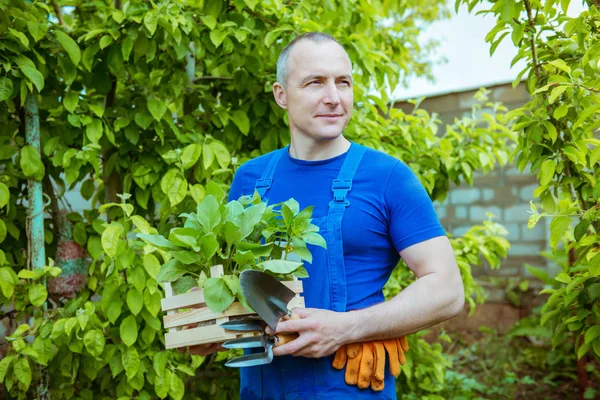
[396,81,557,302]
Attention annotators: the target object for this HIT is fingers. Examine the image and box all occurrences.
[332,344,348,370]
[186,342,222,356]
[399,336,409,352]
[357,342,374,389]
[345,343,362,385]
[372,341,386,382]
[396,338,406,366]
[383,339,400,377]
[346,343,362,358]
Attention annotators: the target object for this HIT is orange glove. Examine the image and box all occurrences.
[332,337,408,391]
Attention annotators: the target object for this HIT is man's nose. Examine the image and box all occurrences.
[322,82,341,106]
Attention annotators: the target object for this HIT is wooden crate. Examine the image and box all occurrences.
[161,265,305,349]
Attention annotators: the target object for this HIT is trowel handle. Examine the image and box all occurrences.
[273,313,300,347]
[274,333,299,347]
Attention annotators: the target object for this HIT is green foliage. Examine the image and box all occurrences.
[458,0,600,364]
[0,0,517,398]
[141,192,324,312]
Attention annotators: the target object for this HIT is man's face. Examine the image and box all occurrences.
[274,40,353,142]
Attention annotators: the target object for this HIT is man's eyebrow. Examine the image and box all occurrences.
[299,74,353,85]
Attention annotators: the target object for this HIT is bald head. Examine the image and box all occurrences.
[276,32,352,87]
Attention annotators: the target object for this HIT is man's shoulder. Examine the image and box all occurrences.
[359,144,404,172]
[236,148,282,174]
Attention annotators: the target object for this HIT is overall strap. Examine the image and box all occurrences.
[327,143,367,312]
[328,143,367,213]
[254,146,288,201]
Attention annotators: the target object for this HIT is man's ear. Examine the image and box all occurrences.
[273,82,288,110]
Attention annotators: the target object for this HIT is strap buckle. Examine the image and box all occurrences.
[331,178,352,203]
[255,178,272,189]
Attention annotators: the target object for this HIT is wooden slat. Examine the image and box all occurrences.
[161,289,205,312]
[161,278,303,312]
[164,301,255,329]
[165,324,238,349]
[164,296,305,329]
[281,280,303,294]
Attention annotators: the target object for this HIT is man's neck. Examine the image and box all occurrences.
[288,135,351,161]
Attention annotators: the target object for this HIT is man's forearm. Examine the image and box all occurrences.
[342,270,465,344]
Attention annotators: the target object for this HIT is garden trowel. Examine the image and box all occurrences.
[220,270,299,367]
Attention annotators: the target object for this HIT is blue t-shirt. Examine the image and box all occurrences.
[228,143,446,310]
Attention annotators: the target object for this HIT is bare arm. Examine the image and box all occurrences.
[343,235,465,343]
[272,235,465,357]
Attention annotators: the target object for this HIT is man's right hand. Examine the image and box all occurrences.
[178,342,226,357]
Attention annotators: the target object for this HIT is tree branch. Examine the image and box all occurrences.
[524,0,541,82]
[51,0,65,26]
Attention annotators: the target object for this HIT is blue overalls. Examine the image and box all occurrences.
[240,143,397,400]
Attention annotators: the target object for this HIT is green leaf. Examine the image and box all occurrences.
[181,144,202,169]
[302,232,327,249]
[83,329,105,357]
[127,288,144,315]
[202,141,214,169]
[99,35,113,49]
[13,358,31,390]
[209,29,227,47]
[553,104,569,119]
[196,195,222,231]
[0,355,15,382]
[190,184,206,204]
[147,98,167,121]
[120,315,138,347]
[0,183,9,208]
[73,222,87,246]
[160,169,187,206]
[153,351,169,377]
[86,118,103,143]
[210,141,231,168]
[143,254,161,279]
[137,233,178,249]
[0,268,18,297]
[548,86,567,104]
[102,223,123,258]
[9,28,29,48]
[29,284,47,307]
[144,10,158,36]
[199,233,219,260]
[171,250,202,265]
[542,121,558,143]
[55,30,81,66]
[0,77,13,102]
[144,288,162,316]
[201,15,217,30]
[63,91,79,113]
[27,22,46,42]
[231,110,250,135]
[20,66,44,92]
[170,373,185,400]
[122,346,140,380]
[550,216,571,250]
[156,259,186,282]
[155,368,171,399]
[204,277,235,313]
[0,220,5,244]
[20,145,45,181]
[258,260,303,274]
[549,59,571,74]
[539,159,555,186]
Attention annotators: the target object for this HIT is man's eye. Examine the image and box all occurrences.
[338,81,351,86]
[309,81,320,85]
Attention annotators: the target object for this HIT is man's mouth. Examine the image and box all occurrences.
[316,114,343,119]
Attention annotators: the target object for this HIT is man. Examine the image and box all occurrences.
[190,32,464,399]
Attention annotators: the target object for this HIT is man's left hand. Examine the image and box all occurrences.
[267,307,350,358]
